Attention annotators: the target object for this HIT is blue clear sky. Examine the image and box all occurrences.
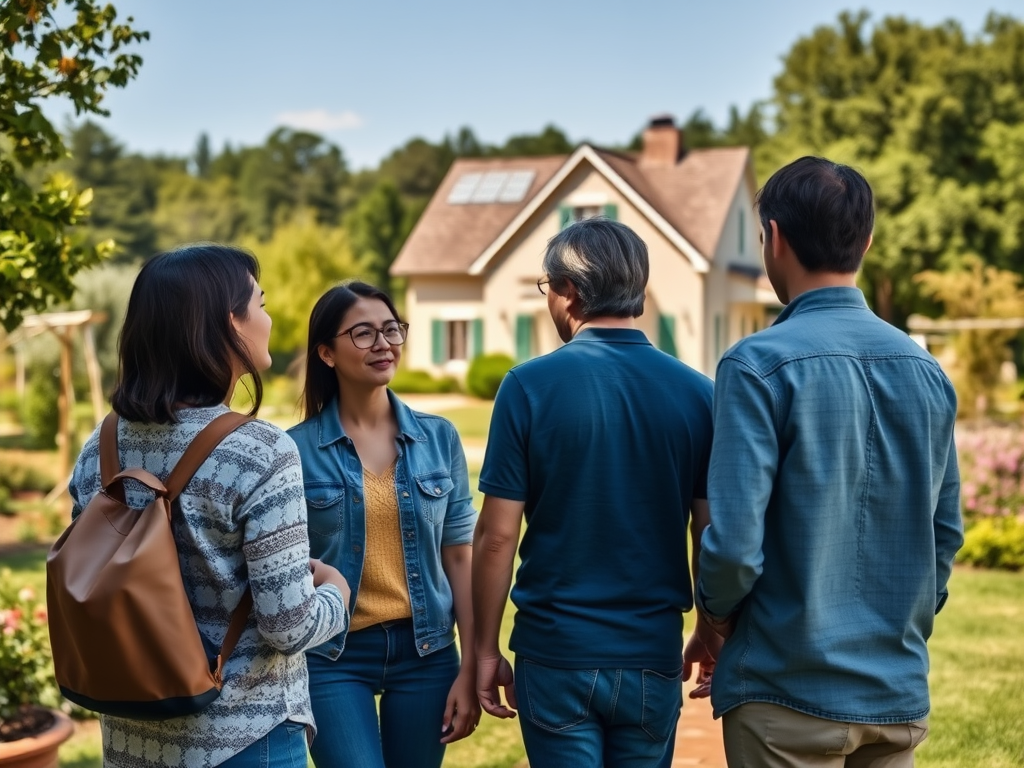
[62,0,1020,170]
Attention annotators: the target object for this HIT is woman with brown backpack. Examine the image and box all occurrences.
[62,244,350,768]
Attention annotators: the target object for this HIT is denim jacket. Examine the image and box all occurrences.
[698,287,963,724]
[287,390,476,660]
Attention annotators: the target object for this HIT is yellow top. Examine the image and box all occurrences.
[349,461,412,632]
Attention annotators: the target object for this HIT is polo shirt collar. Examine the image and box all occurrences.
[571,327,651,345]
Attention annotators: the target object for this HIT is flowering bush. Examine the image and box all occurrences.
[956,426,1024,570]
[0,569,60,727]
[957,427,1024,520]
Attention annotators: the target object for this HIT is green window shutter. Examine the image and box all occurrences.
[515,314,534,361]
[658,314,677,357]
[603,203,618,221]
[471,318,484,359]
[558,205,572,230]
[739,210,745,254]
[431,319,445,365]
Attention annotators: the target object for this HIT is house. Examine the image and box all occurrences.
[390,116,780,378]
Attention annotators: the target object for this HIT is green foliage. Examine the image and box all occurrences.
[344,181,410,291]
[915,256,1024,415]
[0,568,60,722]
[0,460,53,496]
[242,213,365,355]
[466,354,515,400]
[958,517,1024,571]
[755,12,1024,326]
[389,368,460,394]
[19,365,59,448]
[0,0,148,330]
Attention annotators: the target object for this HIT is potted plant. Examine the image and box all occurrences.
[0,568,74,768]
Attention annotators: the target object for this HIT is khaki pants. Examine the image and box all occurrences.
[723,702,929,768]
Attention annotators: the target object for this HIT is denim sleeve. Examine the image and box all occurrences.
[478,371,530,501]
[697,357,778,619]
[934,432,964,614]
[441,422,477,547]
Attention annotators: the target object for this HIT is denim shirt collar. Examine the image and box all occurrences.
[316,388,426,448]
[572,327,651,345]
[773,286,869,326]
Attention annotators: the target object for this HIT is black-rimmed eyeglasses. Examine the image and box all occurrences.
[537,277,550,295]
[335,322,409,349]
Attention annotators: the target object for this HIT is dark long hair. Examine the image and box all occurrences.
[111,244,263,423]
[301,281,402,420]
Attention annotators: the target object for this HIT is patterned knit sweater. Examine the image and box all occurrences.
[68,406,347,767]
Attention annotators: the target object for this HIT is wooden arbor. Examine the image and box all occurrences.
[1,310,107,502]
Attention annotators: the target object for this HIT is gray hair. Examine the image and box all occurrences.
[541,218,648,318]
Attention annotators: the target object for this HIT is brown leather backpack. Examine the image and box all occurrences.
[47,411,254,720]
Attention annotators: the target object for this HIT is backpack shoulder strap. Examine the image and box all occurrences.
[165,411,253,501]
[98,412,128,504]
[99,412,121,488]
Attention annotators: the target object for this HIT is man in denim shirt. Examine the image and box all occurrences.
[691,157,963,767]
[474,219,714,767]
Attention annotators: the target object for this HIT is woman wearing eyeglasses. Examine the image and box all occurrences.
[287,282,479,768]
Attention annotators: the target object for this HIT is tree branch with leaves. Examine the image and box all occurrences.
[0,0,148,331]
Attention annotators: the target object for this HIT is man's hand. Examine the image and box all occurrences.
[683,616,724,699]
[477,654,517,719]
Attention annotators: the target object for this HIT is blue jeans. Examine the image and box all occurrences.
[515,656,683,768]
[306,619,460,768]
[219,721,308,768]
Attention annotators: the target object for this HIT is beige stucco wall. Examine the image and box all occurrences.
[483,162,708,368]
[402,275,484,376]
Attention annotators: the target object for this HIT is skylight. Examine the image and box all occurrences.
[447,170,536,205]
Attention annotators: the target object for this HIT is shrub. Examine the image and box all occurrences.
[466,354,515,400]
[20,367,60,449]
[0,462,55,495]
[957,426,1024,519]
[390,369,460,395]
[0,570,60,725]
[957,516,1024,571]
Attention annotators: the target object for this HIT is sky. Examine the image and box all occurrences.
[52,0,1022,170]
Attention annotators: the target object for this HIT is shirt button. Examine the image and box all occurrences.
[353,496,361,504]
[411,572,419,578]
[433,487,441,494]
[405,532,414,539]
[421,643,430,651]
[352,544,362,553]
[402,491,410,498]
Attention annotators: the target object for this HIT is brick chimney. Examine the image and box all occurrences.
[640,114,682,168]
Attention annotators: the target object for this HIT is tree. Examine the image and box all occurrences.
[915,255,1024,415]
[242,213,365,356]
[345,181,409,293]
[0,0,148,331]
[756,12,1024,326]
[495,124,573,157]
[193,132,211,178]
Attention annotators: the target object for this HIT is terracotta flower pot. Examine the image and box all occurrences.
[0,709,75,768]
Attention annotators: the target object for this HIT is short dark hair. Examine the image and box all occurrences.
[301,281,402,420]
[754,156,874,273]
[541,218,649,318]
[111,244,263,424]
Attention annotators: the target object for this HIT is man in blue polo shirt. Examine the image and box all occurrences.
[472,218,715,767]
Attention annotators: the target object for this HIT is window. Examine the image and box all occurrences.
[657,314,677,357]
[515,314,535,361]
[432,319,483,364]
[558,203,618,229]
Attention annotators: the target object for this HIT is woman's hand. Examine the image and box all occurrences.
[440,666,482,743]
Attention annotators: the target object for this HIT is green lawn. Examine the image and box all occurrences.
[4,397,1021,767]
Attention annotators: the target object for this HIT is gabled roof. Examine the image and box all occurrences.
[390,144,753,277]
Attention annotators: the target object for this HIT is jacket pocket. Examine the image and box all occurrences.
[414,473,454,525]
[304,482,345,536]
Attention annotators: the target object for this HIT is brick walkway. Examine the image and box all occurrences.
[668,678,726,767]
